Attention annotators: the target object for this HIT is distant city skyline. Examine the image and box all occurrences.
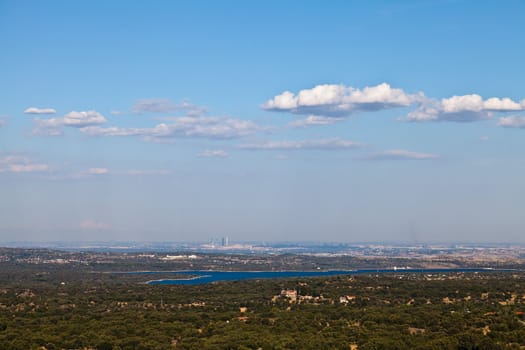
[1,1,524,243]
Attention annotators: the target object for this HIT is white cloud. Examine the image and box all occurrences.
[480,136,489,142]
[288,115,343,128]
[239,138,362,150]
[0,155,49,173]
[132,98,207,116]
[263,83,524,124]
[497,116,525,128]
[32,110,107,136]
[81,116,263,141]
[63,111,107,127]
[49,167,111,181]
[7,164,49,172]
[441,94,485,113]
[133,98,175,113]
[31,118,64,136]
[24,107,56,115]
[0,118,7,127]
[262,83,419,117]
[80,220,111,230]
[197,149,229,158]
[407,94,523,122]
[366,149,439,160]
[80,126,144,137]
[484,97,522,111]
[167,117,260,139]
[86,167,109,175]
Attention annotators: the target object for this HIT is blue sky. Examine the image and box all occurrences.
[1,0,524,243]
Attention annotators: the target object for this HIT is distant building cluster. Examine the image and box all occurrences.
[161,254,198,261]
[209,237,229,247]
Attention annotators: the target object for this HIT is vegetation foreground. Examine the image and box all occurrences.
[1,251,525,349]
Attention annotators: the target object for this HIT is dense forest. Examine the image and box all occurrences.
[1,249,525,349]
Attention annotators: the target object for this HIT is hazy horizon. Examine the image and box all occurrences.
[1,1,524,243]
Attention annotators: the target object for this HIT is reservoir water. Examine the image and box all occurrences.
[142,268,509,285]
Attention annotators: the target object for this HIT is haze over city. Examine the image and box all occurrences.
[1,1,524,243]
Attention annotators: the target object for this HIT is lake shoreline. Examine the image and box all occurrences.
[136,267,518,285]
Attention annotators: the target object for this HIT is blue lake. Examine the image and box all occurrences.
[141,268,510,285]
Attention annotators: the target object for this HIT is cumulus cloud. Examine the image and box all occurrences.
[32,110,107,136]
[86,167,109,175]
[80,220,111,230]
[80,126,144,137]
[63,111,106,127]
[24,107,56,115]
[263,82,524,125]
[168,117,261,138]
[0,155,49,173]
[197,149,229,158]
[48,167,111,181]
[366,149,439,160]
[262,83,420,117]
[31,118,64,136]
[407,94,524,122]
[132,98,207,116]
[239,138,362,150]
[81,116,263,141]
[497,116,525,128]
[483,97,523,111]
[288,115,343,128]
